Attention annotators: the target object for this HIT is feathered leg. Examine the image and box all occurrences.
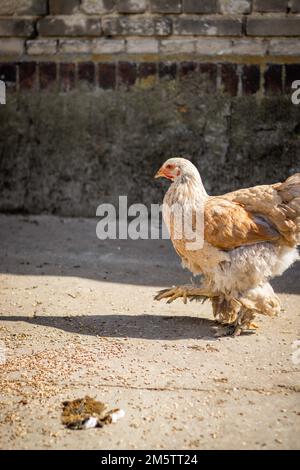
[155,282,281,336]
[215,283,281,336]
[211,296,240,325]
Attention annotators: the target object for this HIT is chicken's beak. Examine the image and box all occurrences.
[154,167,164,179]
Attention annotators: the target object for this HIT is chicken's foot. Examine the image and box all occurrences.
[216,308,258,337]
[154,285,214,304]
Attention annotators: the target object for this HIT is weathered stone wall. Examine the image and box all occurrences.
[0,0,300,215]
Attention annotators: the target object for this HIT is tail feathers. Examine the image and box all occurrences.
[279,173,300,201]
[278,173,300,244]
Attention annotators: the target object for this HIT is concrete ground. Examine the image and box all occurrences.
[0,214,299,450]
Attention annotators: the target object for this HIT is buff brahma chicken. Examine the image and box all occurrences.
[154,158,300,336]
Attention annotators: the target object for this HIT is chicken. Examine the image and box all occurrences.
[154,157,300,335]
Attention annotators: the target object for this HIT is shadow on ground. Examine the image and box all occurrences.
[0,314,223,340]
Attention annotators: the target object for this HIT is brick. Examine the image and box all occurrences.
[78,62,95,87]
[179,61,197,77]
[221,64,238,96]
[117,0,146,13]
[0,39,24,56]
[158,62,177,80]
[49,0,80,14]
[59,39,92,54]
[19,62,37,90]
[92,39,125,54]
[38,16,101,37]
[0,18,35,37]
[160,39,195,54]
[173,16,242,36]
[138,62,156,76]
[127,39,159,54]
[98,62,116,89]
[291,0,300,12]
[242,65,260,95]
[151,0,182,13]
[195,38,231,55]
[285,64,300,92]
[253,0,288,12]
[183,0,218,13]
[247,17,300,36]
[103,16,172,36]
[118,61,137,87]
[231,39,267,56]
[81,0,116,14]
[138,62,157,87]
[27,40,57,55]
[264,65,282,95]
[269,39,300,56]
[39,62,57,90]
[196,38,267,56]
[0,62,16,90]
[219,0,251,14]
[199,63,217,92]
[0,0,47,15]
[59,63,75,92]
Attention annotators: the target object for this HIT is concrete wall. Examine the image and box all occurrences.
[0,0,300,216]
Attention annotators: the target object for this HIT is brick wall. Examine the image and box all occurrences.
[0,1,300,215]
[0,0,300,93]
[1,59,300,96]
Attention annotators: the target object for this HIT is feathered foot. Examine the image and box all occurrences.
[155,285,275,337]
[220,283,282,336]
[212,297,259,337]
[232,309,257,336]
[154,285,213,304]
[215,307,257,337]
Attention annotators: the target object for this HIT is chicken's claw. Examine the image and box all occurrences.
[154,286,189,304]
[154,285,213,304]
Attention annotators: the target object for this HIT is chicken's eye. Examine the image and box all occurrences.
[166,164,174,170]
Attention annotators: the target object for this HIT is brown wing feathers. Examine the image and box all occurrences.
[204,198,280,250]
[221,173,300,247]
